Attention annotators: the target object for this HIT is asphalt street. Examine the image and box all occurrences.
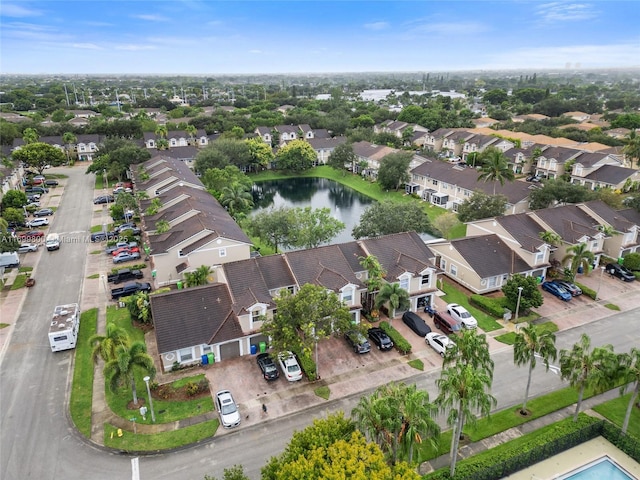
[0,166,638,480]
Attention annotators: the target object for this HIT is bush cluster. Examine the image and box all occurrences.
[185,378,209,396]
[575,282,596,300]
[379,321,412,354]
[292,349,317,381]
[470,294,507,318]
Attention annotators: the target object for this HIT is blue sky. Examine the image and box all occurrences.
[1,1,638,74]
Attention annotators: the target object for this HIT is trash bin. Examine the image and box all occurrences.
[207,353,214,364]
[259,342,266,353]
[201,354,208,365]
[250,344,257,355]
[177,281,183,290]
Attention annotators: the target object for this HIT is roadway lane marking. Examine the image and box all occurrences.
[131,457,139,480]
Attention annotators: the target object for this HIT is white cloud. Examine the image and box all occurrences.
[249,49,262,54]
[364,21,389,31]
[536,3,598,22]
[70,43,103,50]
[0,3,43,17]
[408,21,489,36]
[132,14,169,22]
[115,44,156,51]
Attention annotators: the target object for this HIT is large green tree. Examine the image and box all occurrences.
[202,165,253,198]
[513,324,557,414]
[456,191,508,223]
[0,231,20,253]
[622,130,640,168]
[245,137,274,172]
[275,139,317,172]
[195,138,252,173]
[103,341,156,406]
[377,152,412,191]
[559,334,618,422]
[245,206,296,253]
[327,142,356,172]
[529,179,595,210]
[501,275,544,315]
[618,347,640,435]
[219,183,254,220]
[88,322,130,363]
[476,147,515,195]
[12,142,66,174]
[352,200,432,239]
[292,206,345,249]
[1,190,27,210]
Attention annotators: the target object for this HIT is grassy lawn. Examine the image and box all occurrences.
[10,274,28,290]
[440,280,503,332]
[495,321,559,345]
[87,273,100,279]
[70,308,98,437]
[604,303,620,311]
[408,359,424,371]
[593,393,640,439]
[0,323,9,329]
[18,266,33,273]
[314,385,330,400]
[104,419,219,451]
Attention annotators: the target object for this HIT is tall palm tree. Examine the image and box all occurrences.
[185,124,197,146]
[562,242,595,276]
[220,184,253,220]
[104,341,156,406]
[62,132,77,164]
[184,265,212,287]
[618,347,640,435]
[358,255,386,314]
[477,147,515,195]
[513,325,557,414]
[443,329,494,372]
[622,130,640,169]
[398,384,440,463]
[155,219,170,234]
[559,334,617,422]
[539,230,561,246]
[88,322,130,363]
[374,282,410,320]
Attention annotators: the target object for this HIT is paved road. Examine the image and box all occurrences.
[1,167,639,480]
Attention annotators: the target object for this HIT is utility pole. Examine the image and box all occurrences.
[63,84,70,106]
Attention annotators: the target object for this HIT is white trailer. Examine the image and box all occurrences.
[48,303,80,352]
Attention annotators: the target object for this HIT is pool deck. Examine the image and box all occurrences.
[506,437,640,479]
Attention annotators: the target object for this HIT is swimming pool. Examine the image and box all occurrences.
[559,456,637,479]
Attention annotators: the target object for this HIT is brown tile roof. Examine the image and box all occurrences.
[496,213,547,253]
[151,283,243,354]
[352,141,398,161]
[451,234,530,278]
[361,231,435,280]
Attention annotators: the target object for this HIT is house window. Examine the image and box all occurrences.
[450,264,457,277]
[171,139,177,146]
[341,290,353,303]
[219,248,226,258]
[591,240,598,251]
[534,252,544,265]
[443,184,448,190]
[440,259,447,271]
[420,273,431,286]
[399,278,409,291]
[202,345,212,354]
[575,166,583,176]
[178,348,193,362]
[488,277,497,287]
[432,179,438,186]
[178,249,185,257]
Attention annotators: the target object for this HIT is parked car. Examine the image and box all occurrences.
[27,194,41,202]
[18,230,45,240]
[26,201,41,209]
[113,251,141,264]
[33,208,54,217]
[107,268,144,284]
[111,246,140,257]
[26,218,49,228]
[345,331,371,354]
[446,303,478,329]
[367,327,394,351]
[526,174,542,182]
[215,390,241,428]
[18,243,39,253]
[551,279,582,296]
[605,263,635,282]
[91,231,118,242]
[425,332,456,357]
[31,175,45,184]
[541,281,572,301]
[25,186,48,194]
[433,311,463,335]
[93,195,114,204]
[105,241,139,255]
[44,179,59,187]
[256,353,279,381]
[402,311,432,337]
[278,351,303,382]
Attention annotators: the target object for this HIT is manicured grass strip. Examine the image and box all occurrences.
[0,323,9,329]
[87,273,100,279]
[440,280,502,332]
[10,274,28,290]
[18,266,33,273]
[604,303,620,311]
[593,393,640,440]
[314,385,330,400]
[495,322,558,345]
[103,419,219,451]
[408,359,424,371]
[70,308,98,437]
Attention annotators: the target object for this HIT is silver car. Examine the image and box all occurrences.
[215,390,240,428]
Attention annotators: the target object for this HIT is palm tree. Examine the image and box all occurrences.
[62,132,77,165]
[88,322,130,363]
[154,124,168,141]
[618,347,640,435]
[622,130,640,168]
[185,124,197,146]
[539,230,561,246]
[477,147,515,195]
[443,329,494,371]
[559,334,617,422]
[374,282,410,320]
[513,325,557,414]
[22,128,39,145]
[155,219,170,234]
[145,198,163,216]
[103,341,156,406]
[562,242,595,276]
[126,292,151,324]
[358,255,386,314]
[398,384,439,463]
[220,184,253,220]
[184,265,212,287]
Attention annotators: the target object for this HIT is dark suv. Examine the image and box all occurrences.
[345,331,371,354]
[433,311,462,335]
[605,263,635,282]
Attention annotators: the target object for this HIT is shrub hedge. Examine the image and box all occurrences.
[380,321,412,354]
[575,282,596,300]
[292,348,317,381]
[470,294,506,318]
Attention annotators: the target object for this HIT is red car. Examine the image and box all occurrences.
[111,246,140,257]
[18,230,45,240]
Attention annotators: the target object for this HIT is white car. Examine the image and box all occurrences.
[26,218,49,228]
[426,332,456,357]
[215,390,240,428]
[446,303,478,329]
[278,351,303,382]
[18,243,39,253]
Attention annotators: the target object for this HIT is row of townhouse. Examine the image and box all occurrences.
[12,134,103,161]
[132,154,440,371]
[429,200,640,294]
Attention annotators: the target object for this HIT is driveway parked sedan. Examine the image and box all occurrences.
[215,390,241,428]
[33,208,54,217]
[446,303,478,329]
[18,230,45,240]
[367,327,394,351]
[18,243,39,253]
[278,351,302,382]
[551,279,582,296]
[425,332,456,357]
[605,263,635,282]
[402,311,432,337]
[256,353,279,381]
[541,281,572,301]
[111,246,140,257]
[27,218,49,227]
[113,251,141,264]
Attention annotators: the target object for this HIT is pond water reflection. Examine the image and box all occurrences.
[251,177,375,247]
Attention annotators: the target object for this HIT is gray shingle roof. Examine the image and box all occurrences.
[583,165,637,185]
[451,234,530,278]
[496,213,547,253]
[361,231,435,280]
[582,200,637,233]
[532,205,600,243]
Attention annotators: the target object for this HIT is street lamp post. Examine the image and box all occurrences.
[514,286,524,323]
[596,266,605,301]
[143,376,155,423]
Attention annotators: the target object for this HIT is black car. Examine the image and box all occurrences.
[402,311,432,337]
[33,208,54,217]
[551,279,582,296]
[345,331,371,354]
[256,353,279,381]
[91,231,118,242]
[44,179,59,187]
[93,195,114,204]
[367,327,394,351]
[605,263,635,282]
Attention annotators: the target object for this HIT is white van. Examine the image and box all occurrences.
[46,233,60,251]
[0,251,20,268]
